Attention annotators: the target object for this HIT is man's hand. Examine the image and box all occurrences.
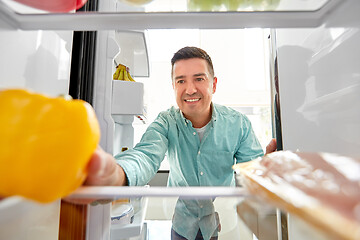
[84,147,128,186]
[265,138,277,154]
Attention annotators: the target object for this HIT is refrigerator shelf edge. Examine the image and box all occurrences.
[0,0,347,30]
[67,186,249,200]
[111,81,146,122]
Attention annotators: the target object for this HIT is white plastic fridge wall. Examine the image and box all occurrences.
[0,29,73,96]
[0,197,61,240]
[276,26,360,157]
[0,5,73,240]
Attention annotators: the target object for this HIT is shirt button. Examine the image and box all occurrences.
[193,132,196,135]
[200,205,203,208]
[200,172,203,176]
[198,151,200,155]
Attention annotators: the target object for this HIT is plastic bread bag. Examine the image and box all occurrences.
[233,151,360,240]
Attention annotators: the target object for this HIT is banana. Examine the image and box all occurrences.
[124,69,131,81]
[117,64,126,71]
[118,69,124,80]
[128,71,136,82]
[113,67,121,80]
[114,63,136,82]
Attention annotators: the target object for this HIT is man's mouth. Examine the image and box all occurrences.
[184,98,200,103]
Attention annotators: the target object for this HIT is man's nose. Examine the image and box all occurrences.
[185,81,197,95]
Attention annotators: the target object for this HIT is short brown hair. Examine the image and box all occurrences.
[171,46,214,79]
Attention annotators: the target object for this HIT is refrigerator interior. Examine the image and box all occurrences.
[276,26,360,156]
[0,0,359,240]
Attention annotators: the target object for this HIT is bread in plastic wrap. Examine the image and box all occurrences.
[233,151,360,240]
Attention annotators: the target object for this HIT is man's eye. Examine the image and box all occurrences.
[177,80,184,84]
[196,78,204,81]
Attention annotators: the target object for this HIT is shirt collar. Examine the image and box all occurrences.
[179,102,217,126]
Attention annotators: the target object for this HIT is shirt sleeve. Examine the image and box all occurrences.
[115,113,169,186]
[234,115,264,163]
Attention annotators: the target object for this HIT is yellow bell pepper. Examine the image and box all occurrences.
[0,89,100,203]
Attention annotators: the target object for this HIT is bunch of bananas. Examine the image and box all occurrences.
[113,64,136,82]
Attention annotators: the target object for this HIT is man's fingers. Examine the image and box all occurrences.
[87,149,105,177]
[84,148,108,186]
[265,138,277,154]
[84,146,127,186]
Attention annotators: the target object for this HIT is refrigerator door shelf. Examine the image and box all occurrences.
[111,203,134,225]
[110,198,148,240]
[111,80,146,120]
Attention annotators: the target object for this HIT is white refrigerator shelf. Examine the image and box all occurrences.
[67,186,249,200]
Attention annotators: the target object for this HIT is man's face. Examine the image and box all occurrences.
[172,58,217,124]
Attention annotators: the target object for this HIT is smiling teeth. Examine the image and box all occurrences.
[186,98,200,102]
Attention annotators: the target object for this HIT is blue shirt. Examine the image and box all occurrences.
[116,103,263,187]
[115,103,264,239]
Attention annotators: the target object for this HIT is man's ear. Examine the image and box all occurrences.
[212,77,218,94]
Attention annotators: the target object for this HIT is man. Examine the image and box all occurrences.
[85,46,276,239]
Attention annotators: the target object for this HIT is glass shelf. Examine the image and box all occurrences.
[2,0,330,14]
[67,186,247,200]
[0,0,344,30]
[66,186,344,240]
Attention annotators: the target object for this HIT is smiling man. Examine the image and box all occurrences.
[111,46,265,187]
[172,56,217,128]
[84,46,276,240]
